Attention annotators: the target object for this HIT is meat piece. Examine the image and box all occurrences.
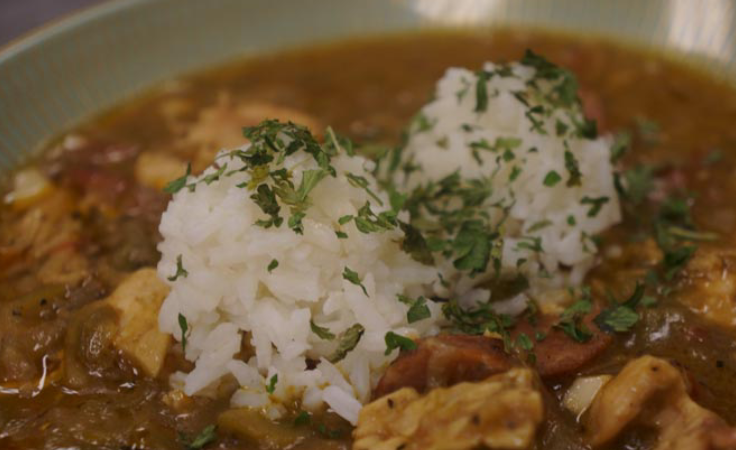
[531,327,611,379]
[585,355,736,449]
[373,335,514,398]
[578,88,606,132]
[105,268,171,377]
[0,189,88,285]
[134,151,188,191]
[677,247,736,328]
[63,302,121,387]
[375,318,611,399]
[181,93,322,170]
[513,312,613,379]
[355,368,543,450]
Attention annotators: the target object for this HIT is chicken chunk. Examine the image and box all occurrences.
[134,151,188,191]
[355,368,543,450]
[677,247,736,328]
[585,355,736,449]
[182,93,322,170]
[104,268,171,377]
[0,189,88,285]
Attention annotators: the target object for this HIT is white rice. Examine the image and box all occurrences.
[394,62,621,305]
[157,147,439,424]
[156,59,621,424]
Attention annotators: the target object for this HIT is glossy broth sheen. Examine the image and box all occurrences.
[2,29,736,449]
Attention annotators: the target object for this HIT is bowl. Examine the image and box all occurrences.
[1,0,735,171]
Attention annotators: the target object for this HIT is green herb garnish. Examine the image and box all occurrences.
[555,289,593,342]
[398,295,432,323]
[294,411,311,426]
[384,331,417,355]
[180,424,217,450]
[564,150,582,187]
[266,374,278,394]
[164,163,192,194]
[474,70,493,112]
[310,320,336,340]
[168,254,189,281]
[594,283,645,333]
[342,266,368,296]
[581,196,610,217]
[544,170,562,187]
[328,324,365,363]
[178,313,189,354]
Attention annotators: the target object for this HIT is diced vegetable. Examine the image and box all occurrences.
[562,375,612,417]
[5,168,53,209]
[217,408,306,447]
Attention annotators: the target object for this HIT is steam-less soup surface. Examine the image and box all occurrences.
[1,29,736,450]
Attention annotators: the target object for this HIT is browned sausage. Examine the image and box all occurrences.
[374,314,613,399]
[373,334,515,399]
[513,312,613,379]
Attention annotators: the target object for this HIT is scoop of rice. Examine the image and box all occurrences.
[156,55,622,424]
[392,58,621,304]
[157,132,439,424]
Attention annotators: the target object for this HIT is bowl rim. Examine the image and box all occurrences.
[0,0,142,65]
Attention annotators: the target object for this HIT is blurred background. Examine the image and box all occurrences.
[0,0,104,45]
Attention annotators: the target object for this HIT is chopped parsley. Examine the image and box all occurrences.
[474,70,493,112]
[226,120,337,234]
[451,220,497,275]
[595,283,644,333]
[703,148,723,166]
[564,150,582,187]
[653,194,708,281]
[555,289,593,342]
[581,196,610,217]
[168,255,189,281]
[516,332,534,351]
[526,220,552,233]
[180,424,217,450]
[164,163,191,194]
[267,259,279,273]
[317,423,345,439]
[635,116,661,144]
[398,295,431,323]
[352,202,397,234]
[266,374,278,394]
[442,296,515,345]
[328,324,365,363]
[250,184,283,228]
[335,230,348,239]
[509,166,522,182]
[384,331,417,355]
[203,163,227,185]
[399,221,434,265]
[413,113,436,133]
[556,120,569,136]
[618,165,653,205]
[178,313,190,354]
[342,266,368,296]
[346,172,383,206]
[544,170,562,187]
[516,236,543,253]
[610,131,631,163]
[294,411,311,426]
[310,320,336,340]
